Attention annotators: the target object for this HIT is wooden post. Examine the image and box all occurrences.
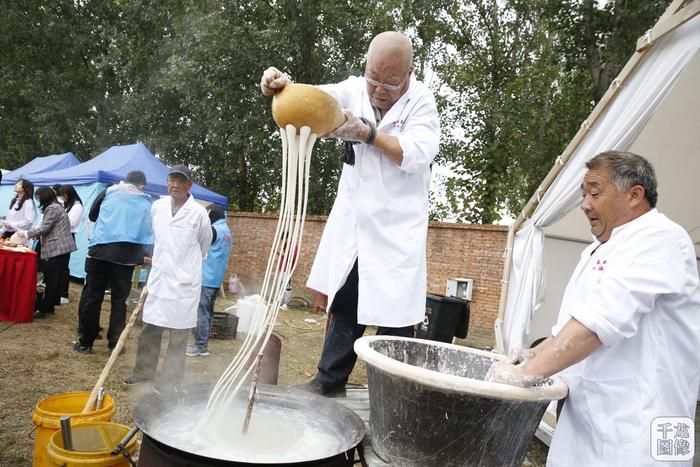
[131,265,142,291]
[494,224,515,354]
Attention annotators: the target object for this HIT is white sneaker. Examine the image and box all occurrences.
[60,297,69,305]
[280,304,288,310]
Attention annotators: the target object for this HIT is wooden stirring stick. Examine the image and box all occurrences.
[82,287,149,413]
[242,353,264,434]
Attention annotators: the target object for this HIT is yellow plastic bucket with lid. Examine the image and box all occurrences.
[46,421,137,467]
[32,392,115,467]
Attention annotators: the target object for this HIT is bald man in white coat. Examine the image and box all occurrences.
[261,31,440,396]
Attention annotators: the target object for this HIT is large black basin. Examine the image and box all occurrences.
[354,336,568,467]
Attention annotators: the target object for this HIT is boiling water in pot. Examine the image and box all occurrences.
[148,400,345,463]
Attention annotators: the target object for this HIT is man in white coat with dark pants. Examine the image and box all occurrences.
[261,31,440,396]
[125,165,212,387]
[488,151,700,466]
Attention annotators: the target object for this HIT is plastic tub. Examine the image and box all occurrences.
[32,391,116,467]
[46,421,137,466]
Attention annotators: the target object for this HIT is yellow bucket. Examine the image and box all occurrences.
[32,392,115,467]
[46,421,137,467]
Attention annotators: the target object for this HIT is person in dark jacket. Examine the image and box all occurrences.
[17,186,76,319]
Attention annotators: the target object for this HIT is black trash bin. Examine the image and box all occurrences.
[415,293,470,343]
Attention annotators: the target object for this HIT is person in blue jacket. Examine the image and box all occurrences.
[186,204,232,356]
[73,171,154,354]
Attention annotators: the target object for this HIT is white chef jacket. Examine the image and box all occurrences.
[143,195,212,329]
[547,209,700,467]
[306,75,440,327]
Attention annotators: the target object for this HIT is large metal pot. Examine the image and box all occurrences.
[133,383,365,466]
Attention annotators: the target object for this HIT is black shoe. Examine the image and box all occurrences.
[33,311,47,320]
[72,342,93,355]
[291,379,346,397]
[123,375,150,386]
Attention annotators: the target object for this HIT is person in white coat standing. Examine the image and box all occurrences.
[488,151,700,467]
[261,31,440,396]
[125,165,212,387]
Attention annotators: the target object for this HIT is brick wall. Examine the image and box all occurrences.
[225,212,507,334]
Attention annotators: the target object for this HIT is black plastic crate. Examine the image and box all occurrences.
[415,293,470,343]
[210,312,238,340]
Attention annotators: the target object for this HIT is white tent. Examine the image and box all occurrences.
[496,0,700,354]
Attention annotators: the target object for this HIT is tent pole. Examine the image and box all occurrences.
[496,0,698,351]
[637,0,700,51]
[494,223,515,354]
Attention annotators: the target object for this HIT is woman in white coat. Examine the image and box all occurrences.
[261,31,440,395]
[1,179,36,239]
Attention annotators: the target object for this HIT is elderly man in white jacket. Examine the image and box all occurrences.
[489,151,700,467]
[261,31,440,396]
[125,165,212,387]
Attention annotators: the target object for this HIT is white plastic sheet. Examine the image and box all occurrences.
[502,17,700,353]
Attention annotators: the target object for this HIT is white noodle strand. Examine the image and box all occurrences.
[199,125,317,434]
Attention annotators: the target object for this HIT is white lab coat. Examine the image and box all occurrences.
[143,195,212,329]
[547,209,700,467]
[306,76,440,327]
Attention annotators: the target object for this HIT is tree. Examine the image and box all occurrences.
[427,0,671,223]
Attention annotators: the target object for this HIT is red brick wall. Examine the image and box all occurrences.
[225,212,507,334]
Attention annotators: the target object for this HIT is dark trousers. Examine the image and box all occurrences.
[315,260,414,389]
[131,323,189,387]
[37,253,70,315]
[58,237,75,300]
[78,257,134,348]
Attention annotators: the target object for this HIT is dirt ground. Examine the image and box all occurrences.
[0,282,547,466]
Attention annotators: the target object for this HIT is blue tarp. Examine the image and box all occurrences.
[26,143,228,207]
[1,152,80,184]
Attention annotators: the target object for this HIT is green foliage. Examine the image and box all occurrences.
[0,0,674,221]
[426,0,671,223]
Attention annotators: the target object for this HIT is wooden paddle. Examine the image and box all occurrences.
[82,287,149,413]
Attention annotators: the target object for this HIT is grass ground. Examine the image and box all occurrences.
[0,282,547,466]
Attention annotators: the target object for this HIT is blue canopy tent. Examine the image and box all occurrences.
[0,152,80,209]
[1,152,80,184]
[16,143,228,278]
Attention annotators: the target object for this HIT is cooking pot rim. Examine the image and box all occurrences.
[133,382,365,464]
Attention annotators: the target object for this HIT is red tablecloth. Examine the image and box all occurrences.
[0,247,37,323]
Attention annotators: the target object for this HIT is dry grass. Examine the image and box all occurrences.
[0,282,546,466]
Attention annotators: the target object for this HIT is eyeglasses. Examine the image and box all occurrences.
[365,76,404,92]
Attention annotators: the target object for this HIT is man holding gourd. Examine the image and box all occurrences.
[261,31,440,396]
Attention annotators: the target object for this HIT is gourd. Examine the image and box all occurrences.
[272,83,345,135]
